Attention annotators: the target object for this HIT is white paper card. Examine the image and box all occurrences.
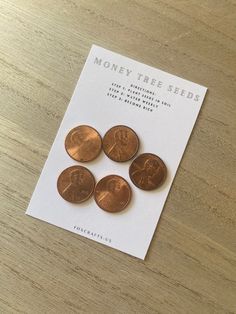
[26,45,207,259]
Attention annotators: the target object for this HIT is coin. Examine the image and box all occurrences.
[94,175,132,213]
[129,153,167,190]
[57,165,95,203]
[102,125,139,162]
[65,125,102,162]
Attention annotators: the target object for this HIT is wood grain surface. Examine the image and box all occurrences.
[0,1,236,313]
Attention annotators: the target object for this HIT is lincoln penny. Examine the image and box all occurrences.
[65,125,102,162]
[103,125,139,162]
[57,166,95,203]
[94,175,132,213]
[129,153,167,190]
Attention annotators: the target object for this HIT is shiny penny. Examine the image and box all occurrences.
[57,166,95,203]
[129,153,167,190]
[103,125,139,162]
[94,175,132,213]
[65,125,102,162]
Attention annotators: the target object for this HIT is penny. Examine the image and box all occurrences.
[102,125,139,162]
[129,153,167,190]
[57,166,95,203]
[65,125,102,162]
[94,175,132,213]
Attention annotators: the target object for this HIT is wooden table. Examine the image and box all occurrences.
[1,1,235,313]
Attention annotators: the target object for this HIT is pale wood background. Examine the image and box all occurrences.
[0,0,236,313]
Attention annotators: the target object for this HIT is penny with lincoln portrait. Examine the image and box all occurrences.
[102,125,139,162]
[65,125,102,162]
[129,153,167,190]
[94,175,132,213]
[57,166,95,203]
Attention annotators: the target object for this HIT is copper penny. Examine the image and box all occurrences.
[57,166,95,203]
[65,125,102,162]
[129,153,167,190]
[103,125,139,162]
[94,175,132,213]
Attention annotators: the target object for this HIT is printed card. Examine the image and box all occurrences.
[26,45,207,259]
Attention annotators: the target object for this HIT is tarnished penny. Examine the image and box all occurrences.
[103,125,139,162]
[57,166,95,203]
[94,175,132,213]
[65,125,102,162]
[129,153,167,190]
